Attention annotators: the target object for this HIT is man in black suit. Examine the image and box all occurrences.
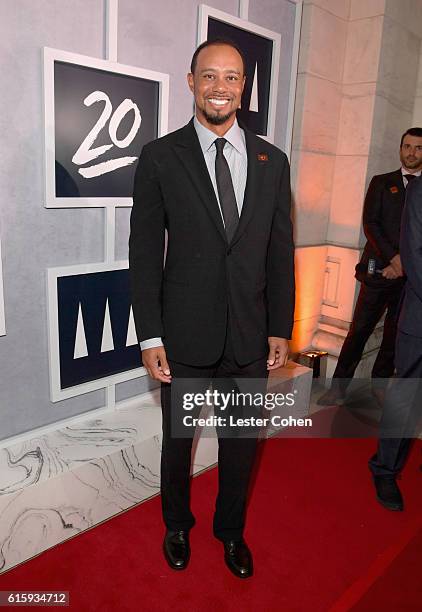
[129,40,294,578]
[318,128,422,406]
[370,175,422,510]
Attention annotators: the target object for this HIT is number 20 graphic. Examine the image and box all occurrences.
[72,90,142,179]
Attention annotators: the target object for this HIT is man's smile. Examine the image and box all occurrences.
[207,97,232,109]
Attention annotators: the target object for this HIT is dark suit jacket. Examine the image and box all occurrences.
[129,118,295,366]
[397,176,422,338]
[358,169,405,278]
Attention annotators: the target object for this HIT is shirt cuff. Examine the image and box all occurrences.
[140,337,163,351]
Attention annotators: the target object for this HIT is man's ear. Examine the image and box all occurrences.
[187,72,194,93]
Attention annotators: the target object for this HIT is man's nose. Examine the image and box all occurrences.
[213,76,226,91]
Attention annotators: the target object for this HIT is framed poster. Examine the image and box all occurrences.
[43,47,169,207]
[197,5,281,142]
[0,238,5,336]
[47,261,146,401]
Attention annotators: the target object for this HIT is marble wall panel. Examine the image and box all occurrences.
[342,16,384,84]
[349,0,385,20]
[320,245,361,322]
[327,155,369,246]
[292,313,321,354]
[292,246,328,351]
[298,4,348,82]
[366,152,402,181]
[291,151,336,245]
[376,16,421,113]
[415,50,422,99]
[369,95,413,164]
[413,99,422,125]
[385,0,422,39]
[292,74,342,154]
[303,0,350,20]
[342,82,377,97]
[294,245,327,318]
[337,93,376,156]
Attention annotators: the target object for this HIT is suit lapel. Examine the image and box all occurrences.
[231,128,268,246]
[386,169,405,201]
[173,119,227,243]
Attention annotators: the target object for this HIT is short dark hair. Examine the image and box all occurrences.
[190,38,246,76]
[400,127,422,147]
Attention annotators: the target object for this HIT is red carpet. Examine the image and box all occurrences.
[0,438,421,611]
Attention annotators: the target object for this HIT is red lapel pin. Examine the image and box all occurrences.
[257,153,268,162]
[390,186,399,194]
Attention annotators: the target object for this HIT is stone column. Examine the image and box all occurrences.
[292,0,422,379]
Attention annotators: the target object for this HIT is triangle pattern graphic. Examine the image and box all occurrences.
[126,306,138,347]
[101,299,114,353]
[249,62,259,112]
[74,302,88,359]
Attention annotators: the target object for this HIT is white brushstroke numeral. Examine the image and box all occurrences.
[72,91,141,178]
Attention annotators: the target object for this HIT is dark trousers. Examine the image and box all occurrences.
[369,330,422,477]
[160,325,268,542]
[332,281,404,392]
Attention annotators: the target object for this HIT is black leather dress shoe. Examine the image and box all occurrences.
[223,539,253,578]
[163,530,190,570]
[373,476,403,511]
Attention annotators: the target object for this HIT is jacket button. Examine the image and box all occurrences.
[227,248,232,256]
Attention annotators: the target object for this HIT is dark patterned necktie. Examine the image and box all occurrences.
[404,173,417,186]
[214,138,239,243]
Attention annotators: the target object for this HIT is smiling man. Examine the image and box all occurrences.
[129,40,295,578]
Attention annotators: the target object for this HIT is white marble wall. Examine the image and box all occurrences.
[293,0,422,362]
[292,1,350,351]
[413,45,422,125]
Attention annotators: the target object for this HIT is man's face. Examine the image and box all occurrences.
[187,44,245,132]
[400,134,422,172]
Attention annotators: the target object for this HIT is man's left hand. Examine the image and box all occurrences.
[267,337,289,370]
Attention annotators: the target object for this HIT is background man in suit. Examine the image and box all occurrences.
[129,40,295,578]
[318,128,422,407]
[369,176,422,511]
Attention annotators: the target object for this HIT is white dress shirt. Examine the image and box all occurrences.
[401,167,421,187]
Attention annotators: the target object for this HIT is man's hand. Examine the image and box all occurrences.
[267,337,289,370]
[390,254,403,277]
[142,346,171,383]
[381,264,400,280]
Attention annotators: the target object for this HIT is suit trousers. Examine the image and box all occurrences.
[332,281,404,392]
[369,330,422,477]
[160,322,268,542]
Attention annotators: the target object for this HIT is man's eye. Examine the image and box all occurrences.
[227,76,238,81]
[204,74,214,79]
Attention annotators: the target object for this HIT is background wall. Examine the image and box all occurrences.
[0,0,297,440]
[291,0,422,376]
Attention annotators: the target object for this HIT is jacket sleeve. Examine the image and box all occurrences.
[363,176,397,263]
[265,153,295,339]
[129,145,165,343]
[400,180,422,302]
